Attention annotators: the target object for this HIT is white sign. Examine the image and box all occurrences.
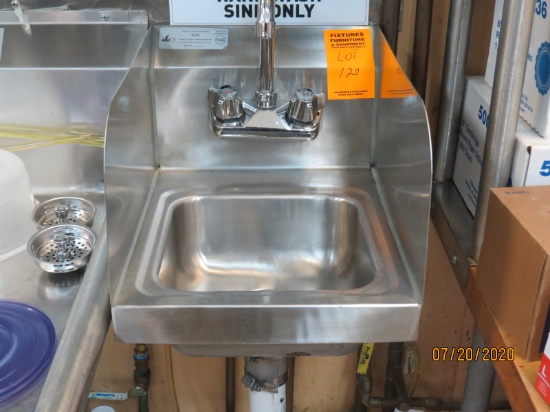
[0,29,4,62]
[159,27,229,49]
[169,0,369,26]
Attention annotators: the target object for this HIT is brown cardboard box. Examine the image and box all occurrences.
[477,187,550,361]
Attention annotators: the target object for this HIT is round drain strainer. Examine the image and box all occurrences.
[28,224,96,273]
[32,197,96,229]
[0,300,56,405]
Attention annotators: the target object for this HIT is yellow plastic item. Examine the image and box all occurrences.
[357,342,375,375]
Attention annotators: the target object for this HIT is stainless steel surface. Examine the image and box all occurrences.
[433,0,474,182]
[411,0,433,99]
[461,327,496,412]
[28,224,96,273]
[431,182,475,288]
[0,11,147,411]
[158,192,394,293]
[206,23,325,139]
[256,0,276,39]
[256,0,276,108]
[107,25,432,356]
[32,196,96,229]
[114,171,419,355]
[373,28,432,295]
[209,85,246,122]
[0,10,148,195]
[287,88,326,124]
[472,0,535,259]
[34,226,110,412]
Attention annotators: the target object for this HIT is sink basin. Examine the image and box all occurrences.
[106,25,432,357]
[159,194,376,292]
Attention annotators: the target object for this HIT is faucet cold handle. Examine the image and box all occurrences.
[208,85,245,122]
[286,88,326,124]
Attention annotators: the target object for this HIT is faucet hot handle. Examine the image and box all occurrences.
[208,85,245,122]
[287,88,326,124]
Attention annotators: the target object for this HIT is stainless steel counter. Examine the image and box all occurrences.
[0,193,105,411]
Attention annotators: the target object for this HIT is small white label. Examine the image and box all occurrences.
[0,29,4,61]
[169,0,369,26]
[159,27,228,50]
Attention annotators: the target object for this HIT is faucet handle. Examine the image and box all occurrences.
[286,88,326,124]
[208,85,245,122]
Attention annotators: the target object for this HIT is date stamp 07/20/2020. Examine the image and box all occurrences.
[432,347,515,362]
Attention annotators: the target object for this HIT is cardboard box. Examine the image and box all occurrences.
[485,0,550,138]
[511,121,550,186]
[477,187,550,361]
[484,0,503,87]
[453,77,550,214]
[453,77,491,215]
[536,333,550,405]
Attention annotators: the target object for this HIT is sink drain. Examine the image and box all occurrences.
[28,224,96,273]
[32,197,96,229]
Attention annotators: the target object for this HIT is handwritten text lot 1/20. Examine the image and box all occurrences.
[324,29,374,100]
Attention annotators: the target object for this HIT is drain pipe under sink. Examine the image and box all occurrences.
[242,357,288,412]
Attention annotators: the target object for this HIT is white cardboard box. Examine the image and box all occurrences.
[511,121,550,186]
[521,3,550,138]
[485,0,550,138]
[453,77,550,215]
[484,0,503,87]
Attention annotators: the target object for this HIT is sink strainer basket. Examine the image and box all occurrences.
[32,197,96,229]
[27,224,96,273]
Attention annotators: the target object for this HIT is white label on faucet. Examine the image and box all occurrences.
[159,27,229,50]
[169,0,369,26]
[0,29,4,62]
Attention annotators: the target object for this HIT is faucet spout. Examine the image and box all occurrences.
[256,0,275,39]
[256,0,277,109]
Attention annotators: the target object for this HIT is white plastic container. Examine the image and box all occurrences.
[0,150,36,260]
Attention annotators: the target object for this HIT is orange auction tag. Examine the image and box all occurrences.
[324,29,375,100]
[380,41,417,98]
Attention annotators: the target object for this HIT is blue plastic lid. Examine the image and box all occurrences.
[0,300,56,404]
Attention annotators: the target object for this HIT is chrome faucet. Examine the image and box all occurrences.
[207,0,326,140]
[255,0,277,109]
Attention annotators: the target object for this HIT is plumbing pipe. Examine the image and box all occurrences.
[226,357,236,412]
[433,0,474,183]
[358,343,511,411]
[382,342,409,412]
[286,357,295,412]
[381,0,401,53]
[249,383,287,412]
[471,0,535,259]
[411,0,434,99]
[243,357,288,412]
[461,328,496,411]
[134,344,151,412]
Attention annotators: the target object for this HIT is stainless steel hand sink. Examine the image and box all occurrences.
[106,25,432,357]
